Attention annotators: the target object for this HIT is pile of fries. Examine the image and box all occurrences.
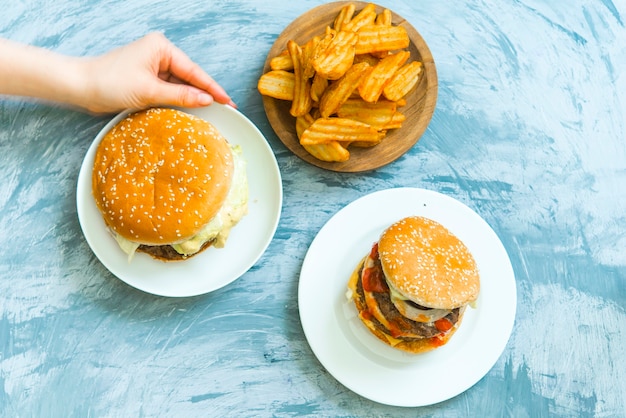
[258,3,423,163]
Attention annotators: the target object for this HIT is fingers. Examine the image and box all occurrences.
[149,80,217,108]
[92,32,237,111]
[155,35,236,108]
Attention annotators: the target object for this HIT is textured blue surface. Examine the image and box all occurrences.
[1,0,625,416]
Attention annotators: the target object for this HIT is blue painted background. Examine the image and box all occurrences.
[1,0,625,416]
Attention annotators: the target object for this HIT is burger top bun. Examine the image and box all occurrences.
[378,216,480,309]
[92,108,234,246]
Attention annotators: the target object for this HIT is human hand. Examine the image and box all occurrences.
[81,32,235,113]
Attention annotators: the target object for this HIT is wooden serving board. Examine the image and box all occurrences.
[261,1,438,172]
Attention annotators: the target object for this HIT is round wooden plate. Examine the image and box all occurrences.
[261,1,438,172]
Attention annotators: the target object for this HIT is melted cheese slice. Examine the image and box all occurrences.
[172,145,248,255]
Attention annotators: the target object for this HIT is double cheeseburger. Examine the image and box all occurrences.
[92,107,248,261]
[347,216,480,353]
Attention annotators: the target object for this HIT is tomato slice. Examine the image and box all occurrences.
[362,242,388,293]
[362,266,388,292]
[369,242,379,260]
[430,335,446,347]
[434,317,453,332]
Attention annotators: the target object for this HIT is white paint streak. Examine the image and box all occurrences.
[0,349,46,397]
[503,283,626,416]
[412,1,626,268]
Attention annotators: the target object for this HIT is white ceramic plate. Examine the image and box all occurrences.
[77,104,283,297]
[298,187,516,407]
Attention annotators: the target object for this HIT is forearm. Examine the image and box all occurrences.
[0,38,89,108]
[1,33,234,113]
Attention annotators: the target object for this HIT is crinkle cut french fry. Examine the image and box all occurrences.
[310,73,329,102]
[303,141,350,162]
[298,113,349,161]
[383,61,423,102]
[257,70,295,101]
[333,3,356,31]
[370,50,391,59]
[347,109,405,132]
[312,30,358,80]
[339,98,398,113]
[355,24,410,55]
[302,36,320,79]
[354,53,380,67]
[336,98,397,130]
[270,51,293,71]
[296,113,316,139]
[287,40,313,117]
[351,130,386,148]
[383,110,406,130]
[343,3,377,32]
[299,117,380,145]
[375,9,392,26]
[371,9,394,58]
[312,27,336,64]
[358,50,410,103]
[319,61,370,118]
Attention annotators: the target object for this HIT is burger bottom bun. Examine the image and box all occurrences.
[347,258,464,355]
[360,309,463,354]
[138,239,215,262]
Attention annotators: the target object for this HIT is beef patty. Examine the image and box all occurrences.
[138,239,215,261]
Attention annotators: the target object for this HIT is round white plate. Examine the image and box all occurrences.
[77,104,283,297]
[298,187,516,407]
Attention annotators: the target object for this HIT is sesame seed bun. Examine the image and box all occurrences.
[378,216,480,309]
[92,107,234,246]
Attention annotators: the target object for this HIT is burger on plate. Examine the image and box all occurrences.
[92,107,248,262]
[347,216,480,353]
